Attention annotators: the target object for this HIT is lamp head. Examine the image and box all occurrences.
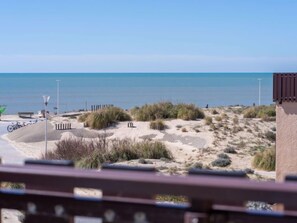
[43,95,50,106]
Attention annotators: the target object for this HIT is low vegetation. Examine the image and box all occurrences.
[252,147,275,171]
[215,116,222,122]
[224,147,237,154]
[243,105,276,120]
[217,153,230,159]
[212,157,231,167]
[212,153,232,167]
[191,162,204,169]
[205,116,213,125]
[150,119,166,130]
[44,137,172,169]
[79,107,131,129]
[265,131,276,142]
[212,109,219,115]
[2,182,25,189]
[131,102,204,121]
[155,195,188,203]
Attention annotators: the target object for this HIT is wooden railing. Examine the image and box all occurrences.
[0,160,297,223]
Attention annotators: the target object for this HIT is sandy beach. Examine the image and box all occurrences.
[1,106,276,179]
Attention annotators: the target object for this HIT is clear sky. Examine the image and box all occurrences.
[0,0,297,72]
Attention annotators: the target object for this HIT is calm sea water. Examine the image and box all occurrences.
[0,73,273,114]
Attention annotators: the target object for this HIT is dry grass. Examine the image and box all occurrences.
[43,136,172,169]
[205,116,213,125]
[150,119,166,130]
[252,147,275,171]
[131,102,205,121]
[79,107,131,129]
[243,105,276,120]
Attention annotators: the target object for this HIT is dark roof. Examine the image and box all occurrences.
[273,73,297,103]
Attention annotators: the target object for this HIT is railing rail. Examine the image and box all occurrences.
[0,162,296,223]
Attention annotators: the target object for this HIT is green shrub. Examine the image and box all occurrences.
[150,119,166,130]
[217,153,230,159]
[252,147,275,171]
[131,102,204,121]
[45,137,172,169]
[205,116,213,125]
[80,107,131,129]
[211,152,232,167]
[211,158,231,167]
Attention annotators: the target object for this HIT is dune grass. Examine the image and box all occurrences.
[78,107,131,129]
[252,147,275,171]
[131,102,204,121]
[44,136,172,169]
[150,119,166,130]
[243,105,276,120]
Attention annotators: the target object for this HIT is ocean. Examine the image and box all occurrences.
[0,73,273,114]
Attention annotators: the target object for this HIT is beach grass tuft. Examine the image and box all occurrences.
[79,107,131,129]
[243,105,276,120]
[252,147,275,171]
[150,119,166,130]
[204,116,213,125]
[131,102,204,121]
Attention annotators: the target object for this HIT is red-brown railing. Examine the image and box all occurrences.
[0,160,297,223]
[273,73,297,103]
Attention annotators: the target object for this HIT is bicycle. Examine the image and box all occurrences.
[7,121,26,132]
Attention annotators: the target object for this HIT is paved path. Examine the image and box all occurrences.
[0,121,98,223]
[0,121,26,164]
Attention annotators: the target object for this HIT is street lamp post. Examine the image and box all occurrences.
[258,79,262,106]
[43,95,50,158]
[56,80,60,115]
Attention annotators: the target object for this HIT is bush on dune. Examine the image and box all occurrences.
[131,102,204,121]
[78,107,131,129]
[243,105,276,120]
[150,119,166,130]
[252,147,275,171]
[176,104,204,120]
[44,137,172,169]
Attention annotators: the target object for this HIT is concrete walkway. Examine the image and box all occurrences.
[0,122,26,164]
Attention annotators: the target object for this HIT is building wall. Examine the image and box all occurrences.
[276,102,297,181]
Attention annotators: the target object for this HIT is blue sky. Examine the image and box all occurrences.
[0,0,297,72]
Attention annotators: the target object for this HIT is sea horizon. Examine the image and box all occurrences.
[0,72,273,114]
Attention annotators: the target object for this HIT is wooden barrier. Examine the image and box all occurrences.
[91,104,114,112]
[55,123,72,130]
[0,161,297,222]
